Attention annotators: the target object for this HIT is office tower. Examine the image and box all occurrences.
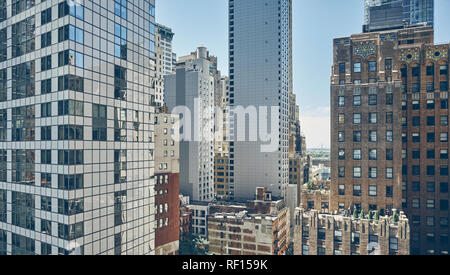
[153,23,175,108]
[154,112,180,255]
[363,0,434,33]
[0,0,157,255]
[165,47,215,202]
[228,0,291,201]
[331,26,449,255]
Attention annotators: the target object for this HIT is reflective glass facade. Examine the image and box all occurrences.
[363,0,434,32]
[0,0,156,255]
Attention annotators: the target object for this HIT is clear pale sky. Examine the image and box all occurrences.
[156,0,450,149]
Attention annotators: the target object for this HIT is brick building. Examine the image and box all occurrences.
[294,208,410,255]
[330,26,449,254]
[208,188,289,255]
[154,112,180,255]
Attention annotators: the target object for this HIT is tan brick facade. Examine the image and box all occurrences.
[294,208,410,255]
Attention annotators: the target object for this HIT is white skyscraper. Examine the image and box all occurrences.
[165,47,215,202]
[228,0,291,201]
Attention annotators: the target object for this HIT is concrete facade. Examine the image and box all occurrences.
[228,0,291,201]
[165,47,215,202]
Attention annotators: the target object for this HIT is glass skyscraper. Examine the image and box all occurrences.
[363,0,434,32]
[0,0,157,255]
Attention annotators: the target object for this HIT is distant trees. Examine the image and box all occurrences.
[179,234,208,255]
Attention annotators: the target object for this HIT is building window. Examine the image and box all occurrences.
[354,63,361,73]
[41,79,52,94]
[353,185,361,197]
[338,167,345,178]
[41,150,52,165]
[386,131,393,142]
[369,149,377,160]
[302,245,309,255]
[385,93,393,105]
[58,100,84,116]
[58,125,83,140]
[353,149,361,160]
[353,131,361,142]
[338,131,345,142]
[114,0,127,19]
[114,23,127,60]
[386,168,393,179]
[12,16,35,58]
[92,104,107,141]
[353,113,361,124]
[338,185,345,196]
[58,222,84,241]
[338,96,345,107]
[412,199,420,208]
[440,116,448,126]
[41,7,52,25]
[389,238,398,255]
[58,174,84,190]
[386,149,393,161]
[385,59,392,70]
[367,113,376,124]
[368,61,377,72]
[338,114,345,124]
[353,95,361,106]
[41,102,52,118]
[338,149,345,160]
[12,61,35,100]
[12,106,35,141]
[334,230,343,243]
[339,63,345,73]
[58,75,84,93]
[57,150,84,165]
[41,31,52,48]
[386,186,393,197]
[353,167,361,178]
[351,232,360,245]
[58,25,84,44]
[149,3,155,17]
[441,182,449,193]
[368,95,377,105]
[441,166,449,176]
[369,131,377,142]
[369,167,377,178]
[427,166,435,176]
[426,199,435,209]
[115,65,127,100]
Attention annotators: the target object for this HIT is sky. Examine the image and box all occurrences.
[156,0,450,149]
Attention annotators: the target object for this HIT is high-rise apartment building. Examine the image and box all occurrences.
[331,25,449,255]
[0,0,157,255]
[363,0,434,33]
[228,0,291,201]
[165,47,215,202]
